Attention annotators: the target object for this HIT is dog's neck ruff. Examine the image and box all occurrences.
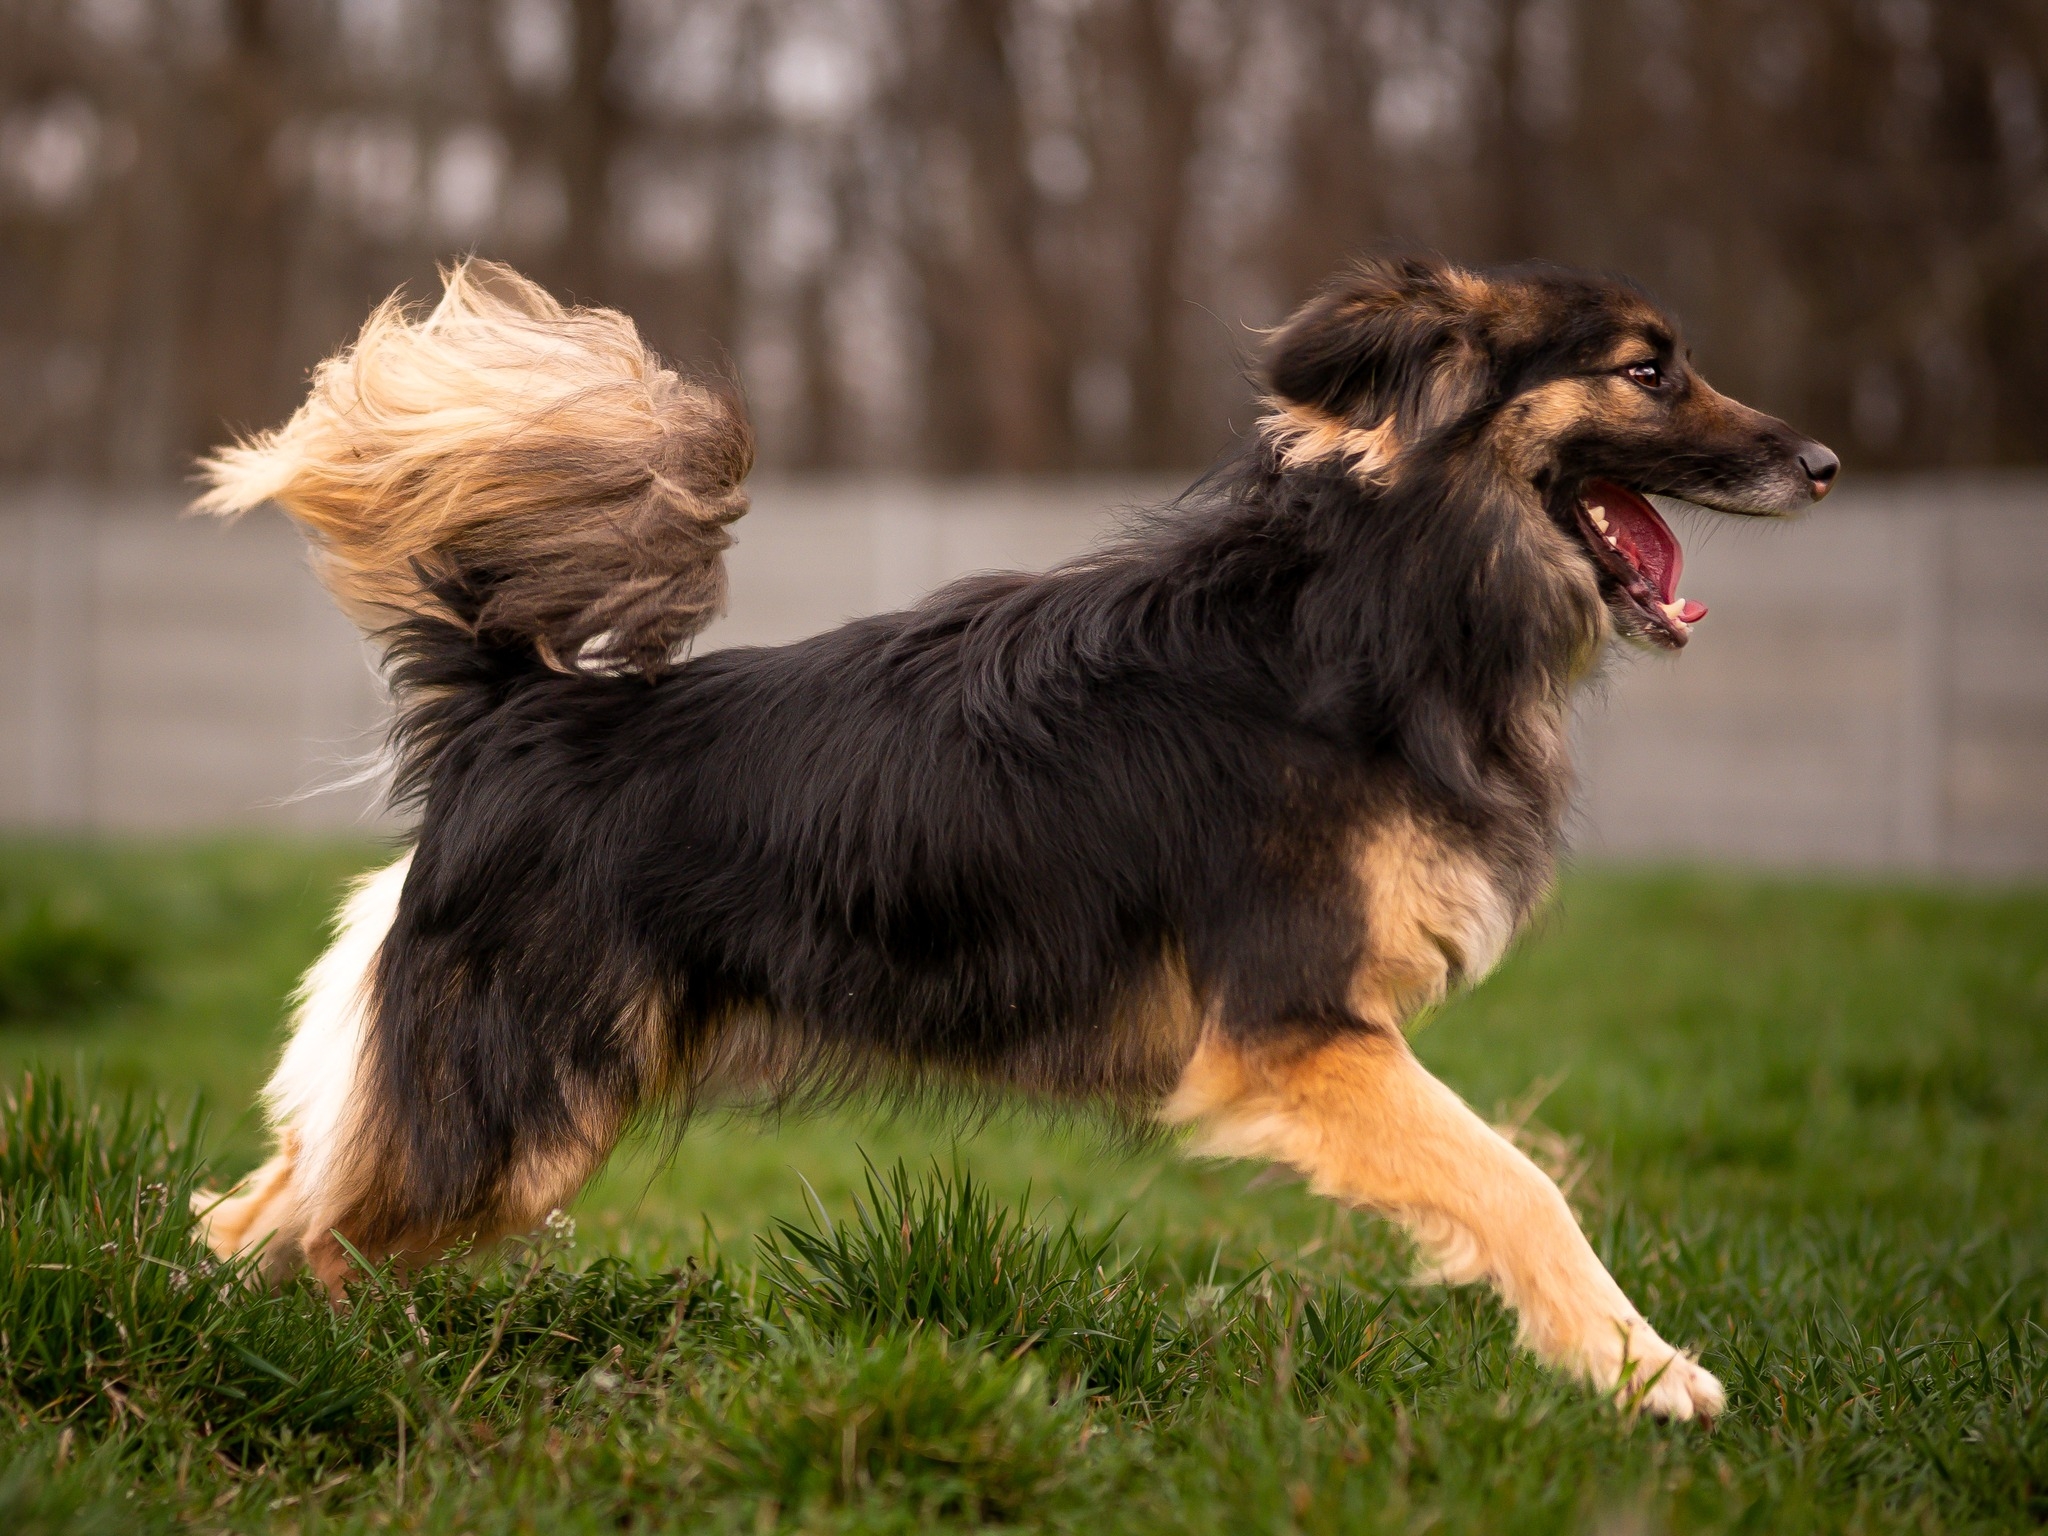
[1203,437,1595,846]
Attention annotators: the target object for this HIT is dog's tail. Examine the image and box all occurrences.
[194,259,752,679]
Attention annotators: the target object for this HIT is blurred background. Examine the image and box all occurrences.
[1,0,2044,869]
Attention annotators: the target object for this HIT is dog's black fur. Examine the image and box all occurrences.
[328,255,1834,1251]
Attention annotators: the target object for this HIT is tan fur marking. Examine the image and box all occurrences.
[616,984,678,1098]
[498,1111,621,1230]
[496,1008,663,1222]
[686,1005,817,1104]
[1441,268,1495,307]
[1481,294,1553,348]
[1259,399,1403,483]
[1349,815,1516,1029]
[192,1131,305,1281]
[1597,332,1660,370]
[1097,947,1207,1093]
[1491,377,1602,478]
[1160,1032,1725,1419]
[376,1005,658,1285]
[1418,339,1487,430]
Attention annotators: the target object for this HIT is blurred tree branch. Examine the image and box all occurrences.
[0,0,2041,478]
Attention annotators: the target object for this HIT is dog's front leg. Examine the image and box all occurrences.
[1162,1029,1724,1420]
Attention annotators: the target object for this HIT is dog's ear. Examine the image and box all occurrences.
[1266,256,1488,431]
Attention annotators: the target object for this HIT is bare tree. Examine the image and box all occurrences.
[0,0,2041,478]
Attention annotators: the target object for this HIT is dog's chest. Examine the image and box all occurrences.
[1347,815,1522,1028]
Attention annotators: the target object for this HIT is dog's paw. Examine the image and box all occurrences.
[189,1186,237,1256]
[1624,1345,1725,1422]
[1597,1317,1724,1422]
[187,1152,300,1265]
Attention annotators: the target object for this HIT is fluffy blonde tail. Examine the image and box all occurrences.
[195,260,752,675]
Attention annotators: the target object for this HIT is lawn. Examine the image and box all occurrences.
[0,838,2043,1533]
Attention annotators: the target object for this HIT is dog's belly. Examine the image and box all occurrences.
[683,947,1208,1111]
[681,813,1518,1111]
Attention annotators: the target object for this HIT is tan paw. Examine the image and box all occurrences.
[1601,1317,1725,1422]
[188,1152,299,1265]
[190,1185,245,1258]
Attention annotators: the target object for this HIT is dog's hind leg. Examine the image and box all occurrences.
[295,1137,620,1299]
[195,853,413,1286]
[296,1048,643,1302]
[1163,1029,1725,1421]
[198,845,642,1297]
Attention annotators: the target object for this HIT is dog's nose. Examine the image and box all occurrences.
[1798,443,1839,499]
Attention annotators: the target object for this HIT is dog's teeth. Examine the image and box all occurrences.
[1588,505,1609,532]
[1661,599,1688,623]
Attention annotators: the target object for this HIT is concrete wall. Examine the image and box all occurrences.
[2,475,2043,873]
[0,487,388,831]
[1571,477,2048,875]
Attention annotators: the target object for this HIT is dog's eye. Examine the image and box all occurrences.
[1625,362,1664,389]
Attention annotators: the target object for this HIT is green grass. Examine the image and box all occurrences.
[1,838,2044,1532]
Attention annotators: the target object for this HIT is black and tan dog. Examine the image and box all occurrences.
[194,254,1835,1420]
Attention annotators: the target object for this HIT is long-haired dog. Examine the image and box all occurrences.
[194,255,1836,1420]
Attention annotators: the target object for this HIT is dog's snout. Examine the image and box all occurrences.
[1797,442,1839,499]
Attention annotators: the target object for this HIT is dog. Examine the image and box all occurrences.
[193,254,1836,1420]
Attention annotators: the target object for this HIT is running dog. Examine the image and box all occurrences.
[194,255,1836,1420]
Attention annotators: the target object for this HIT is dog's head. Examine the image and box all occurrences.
[1263,255,1838,649]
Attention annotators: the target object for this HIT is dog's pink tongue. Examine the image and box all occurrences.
[1588,482,1683,601]
[1585,481,1710,628]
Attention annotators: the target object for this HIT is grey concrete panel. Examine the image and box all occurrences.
[0,487,387,831]
[0,475,2041,872]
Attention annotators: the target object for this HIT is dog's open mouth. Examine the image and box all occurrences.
[1574,480,1709,648]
